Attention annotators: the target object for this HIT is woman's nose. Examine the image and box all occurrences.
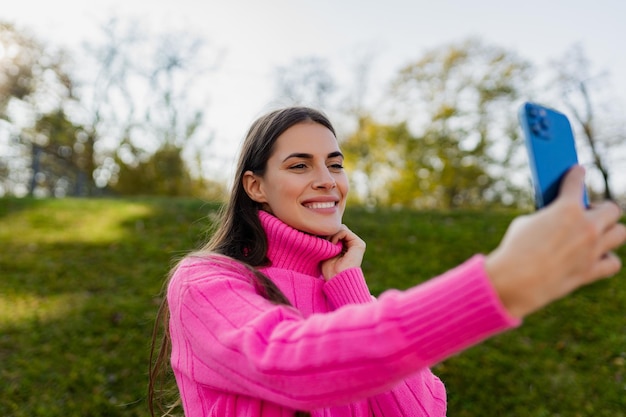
[312,168,337,189]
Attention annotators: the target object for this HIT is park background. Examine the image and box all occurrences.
[1,1,625,415]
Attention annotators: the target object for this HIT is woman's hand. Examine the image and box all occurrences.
[486,165,626,319]
[321,225,366,280]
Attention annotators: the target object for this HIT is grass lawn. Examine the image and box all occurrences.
[0,197,624,416]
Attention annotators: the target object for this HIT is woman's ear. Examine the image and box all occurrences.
[242,171,267,203]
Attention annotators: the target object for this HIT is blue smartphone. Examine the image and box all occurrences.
[518,101,589,209]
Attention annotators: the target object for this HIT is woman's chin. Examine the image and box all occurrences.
[317,227,343,239]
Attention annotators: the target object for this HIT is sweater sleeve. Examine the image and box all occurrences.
[168,254,519,411]
[323,259,507,416]
[323,267,374,307]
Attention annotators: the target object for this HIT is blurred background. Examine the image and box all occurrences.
[2,2,626,416]
[2,0,626,207]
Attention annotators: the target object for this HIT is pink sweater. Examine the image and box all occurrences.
[167,210,520,416]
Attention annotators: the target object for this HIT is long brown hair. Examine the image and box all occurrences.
[149,107,336,417]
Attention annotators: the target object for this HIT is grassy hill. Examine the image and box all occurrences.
[0,197,624,417]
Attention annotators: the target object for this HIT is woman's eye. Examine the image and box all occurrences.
[329,163,344,171]
[289,163,307,170]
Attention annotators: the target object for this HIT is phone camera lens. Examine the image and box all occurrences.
[531,122,542,135]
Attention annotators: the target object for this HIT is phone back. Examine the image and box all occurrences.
[519,102,588,208]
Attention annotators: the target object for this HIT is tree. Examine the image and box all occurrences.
[550,44,622,200]
[273,56,336,108]
[341,116,413,206]
[24,110,95,196]
[76,17,222,196]
[0,21,79,197]
[0,22,72,118]
[1,18,225,198]
[385,38,534,208]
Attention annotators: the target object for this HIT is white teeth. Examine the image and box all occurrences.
[305,202,335,209]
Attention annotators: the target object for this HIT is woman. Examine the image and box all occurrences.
[149,107,625,416]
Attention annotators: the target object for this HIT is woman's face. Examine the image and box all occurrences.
[244,121,349,237]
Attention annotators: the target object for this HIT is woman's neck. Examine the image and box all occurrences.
[258,210,343,276]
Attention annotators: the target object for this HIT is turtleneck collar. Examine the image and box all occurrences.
[258,210,343,277]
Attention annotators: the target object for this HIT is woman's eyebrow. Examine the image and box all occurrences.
[282,153,313,162]
[282,151,343,162]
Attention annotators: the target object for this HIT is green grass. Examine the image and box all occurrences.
[0,197,624,416]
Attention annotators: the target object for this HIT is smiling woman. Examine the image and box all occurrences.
[242,122,348,237]
[149,106,626,417]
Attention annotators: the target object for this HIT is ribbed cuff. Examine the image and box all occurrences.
[388,255,521,364]
[323,267,374,308]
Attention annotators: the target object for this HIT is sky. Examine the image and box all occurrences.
[4,0,626,186]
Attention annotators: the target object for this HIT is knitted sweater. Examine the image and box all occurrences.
[167,210,520,416]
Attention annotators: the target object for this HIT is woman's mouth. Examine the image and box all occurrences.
[304,201,336,209]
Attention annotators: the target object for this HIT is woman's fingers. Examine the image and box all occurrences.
[589,252,622,281]
[558,165,587,206]
[588,200,623,234]
[328,225,348,244]
[322,225,366,280]
[605,221,626,250]
[589,221,626,280]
